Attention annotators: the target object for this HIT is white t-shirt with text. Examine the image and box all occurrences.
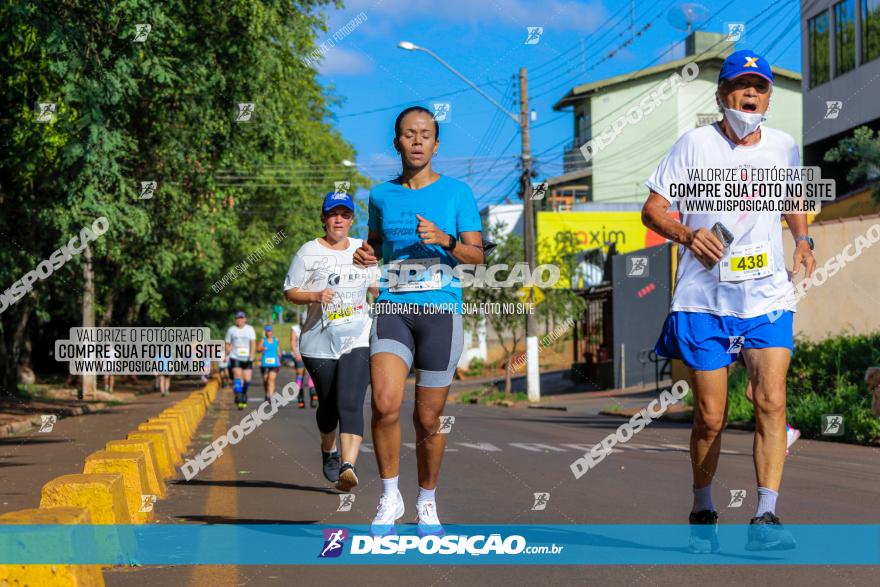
[645,123,799,318]
[283,238,377,359]
[225,325,256,360]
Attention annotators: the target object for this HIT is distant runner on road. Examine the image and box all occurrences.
[290,323,317,408]
[353,106,484,536]
[284,191,378,492]
[642,50,815,553]
[258,324,281,403]
[225,311,256,410]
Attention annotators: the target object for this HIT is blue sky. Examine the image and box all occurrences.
[313,0,803,210]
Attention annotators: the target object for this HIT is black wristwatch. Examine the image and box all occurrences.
[443,233,457,251]
[794,235,814,250]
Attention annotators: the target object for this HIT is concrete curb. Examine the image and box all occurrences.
[0,402,108,438]
[0,378,220,585]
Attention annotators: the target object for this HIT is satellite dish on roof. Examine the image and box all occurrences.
[667,2,710,34]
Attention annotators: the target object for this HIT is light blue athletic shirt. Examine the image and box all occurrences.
[260,336,280,367]
[368,175,481,311]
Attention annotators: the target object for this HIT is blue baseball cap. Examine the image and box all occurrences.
[235,311,246,318]
[322,191,355,213]
[718,49,774,84]
[264,324,273,332]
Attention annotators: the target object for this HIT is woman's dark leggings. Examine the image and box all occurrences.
[302,348,369,437]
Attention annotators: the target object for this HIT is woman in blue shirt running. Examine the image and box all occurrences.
[353,106,484,536]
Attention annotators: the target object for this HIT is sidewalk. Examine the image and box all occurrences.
[450,367,673,413]
[0,379,204,515]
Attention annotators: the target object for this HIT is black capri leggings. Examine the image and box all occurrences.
[302,347,369,437]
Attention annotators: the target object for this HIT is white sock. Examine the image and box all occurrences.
[417,486,436,504]
[381,476,399,497]
[755,487,778,517]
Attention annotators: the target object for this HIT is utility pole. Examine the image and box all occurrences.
[519,67,540,403]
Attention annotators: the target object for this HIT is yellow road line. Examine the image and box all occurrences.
[186,393,238,586]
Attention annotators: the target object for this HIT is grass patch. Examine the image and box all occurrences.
[457,384,527,405]
[683,333,880,444]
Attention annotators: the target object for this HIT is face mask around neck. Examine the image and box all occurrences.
[722,107,767,140]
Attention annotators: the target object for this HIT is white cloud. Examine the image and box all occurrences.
[318,47,374,76]
[335,0,607,33]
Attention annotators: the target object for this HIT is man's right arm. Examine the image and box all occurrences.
[641,192,725,265]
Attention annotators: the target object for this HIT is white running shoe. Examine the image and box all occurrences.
[371,492,404,537]
[415,500,444,536]
[785,423,801,455]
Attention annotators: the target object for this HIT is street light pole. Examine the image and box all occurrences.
[398,42,541,402]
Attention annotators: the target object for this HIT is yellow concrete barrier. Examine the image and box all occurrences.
[177,399,201,427]
[0,507,104,587]
[205,379,218,402]
[40,473,131,524]
[137,422,182,464]
[165,402,196,429]
[184,399,206,426]
[128,430,174,478]
[146,417,185,453]
[105,439,166,499]
[185,395,207,417]
[83,451,152,524]
[190,390,209,410]
[161,408,192,441]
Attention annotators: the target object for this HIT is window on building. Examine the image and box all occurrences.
[576,112,590,145]
[809,11,830,87]
[865,0,880,63]
[835,0,856,74]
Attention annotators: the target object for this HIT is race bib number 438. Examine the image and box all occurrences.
[720,241,772,282]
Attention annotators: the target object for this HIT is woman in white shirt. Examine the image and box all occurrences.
[284,192,378,492]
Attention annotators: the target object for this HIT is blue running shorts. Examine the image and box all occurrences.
[655,310,794,371]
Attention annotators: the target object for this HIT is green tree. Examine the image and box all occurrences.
[824,126,880,203]
[0,0,363,394]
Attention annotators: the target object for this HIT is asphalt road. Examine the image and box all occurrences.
[9,368,877,586]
